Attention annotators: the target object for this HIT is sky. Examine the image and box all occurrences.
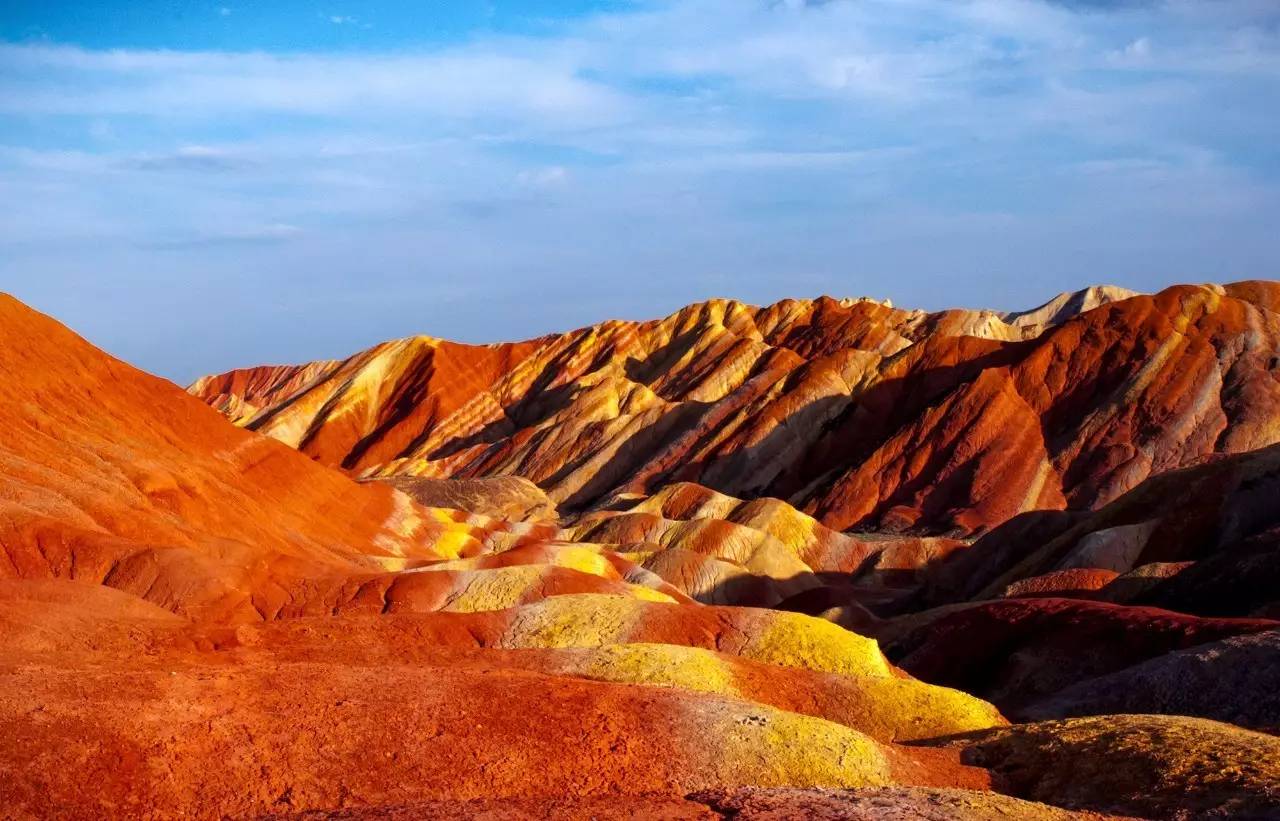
[2,1,1278,383]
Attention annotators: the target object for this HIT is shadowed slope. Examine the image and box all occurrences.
[951,715,1280,820]
[919,441,1280,615]
[1022,629,1280,732]
[878,598,1278,715]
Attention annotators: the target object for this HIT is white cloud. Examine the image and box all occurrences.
[1126,36,1151,58]
[516,166,569,187]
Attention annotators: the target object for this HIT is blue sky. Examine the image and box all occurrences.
[2,1,1278,382]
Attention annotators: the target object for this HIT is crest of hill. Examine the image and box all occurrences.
[1000,285,1139,330]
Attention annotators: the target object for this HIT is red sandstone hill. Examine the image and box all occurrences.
[191,282,1280,537]
[184,279,1280,742]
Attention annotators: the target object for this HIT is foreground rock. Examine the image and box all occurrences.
[689,787,1118,820]
[952,715,1280,820]
[272,787,1115,819]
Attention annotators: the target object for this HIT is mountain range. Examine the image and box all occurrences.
[2,282,1278,819]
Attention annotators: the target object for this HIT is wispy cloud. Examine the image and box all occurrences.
[129,144,255,172]
[146,222,303,248]
[325,14,370,28]
[516,166,569,187]
[0,44,628,126]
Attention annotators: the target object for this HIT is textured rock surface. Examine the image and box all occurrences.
[270,787,1113,820]
[690,787,1117,820]
[191,282,1280,537]
[376,475,559,522]
[954,715,1280,820]
[271,797,719,820]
